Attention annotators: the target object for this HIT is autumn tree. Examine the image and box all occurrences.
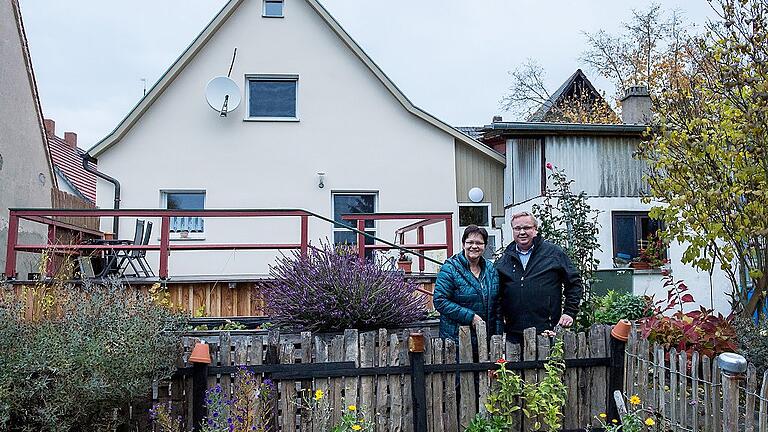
[637,0,768,318]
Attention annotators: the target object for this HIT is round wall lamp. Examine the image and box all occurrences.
[468,187,484,203]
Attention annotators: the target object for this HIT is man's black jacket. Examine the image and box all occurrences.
[496,236,582,335]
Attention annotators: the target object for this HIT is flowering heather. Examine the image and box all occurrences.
[265,242,428,332]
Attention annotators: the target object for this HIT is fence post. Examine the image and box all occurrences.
[409,332,427,432]
[718,352,747,431]
[265,328,280,432]
[189,341,212,432]
[608,320,630,421]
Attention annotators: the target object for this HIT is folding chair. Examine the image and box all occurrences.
[116,219,153,277]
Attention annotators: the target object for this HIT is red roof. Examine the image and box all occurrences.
[46,133,97,203]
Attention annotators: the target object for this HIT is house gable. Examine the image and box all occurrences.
[527,69,619,124]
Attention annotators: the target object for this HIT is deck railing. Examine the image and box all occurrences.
[4,208,453,280]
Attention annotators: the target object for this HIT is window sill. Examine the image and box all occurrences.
[244,117,299,122]
[160,234,206,241]
[631,268,669,275]
[262,14,284,18]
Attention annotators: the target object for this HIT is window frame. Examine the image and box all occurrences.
[245,74,299,121]
[160,189,206,240]
[262,0,284,18]
[331,192,378,247]
[611,211,665,260]
[458,203,492,228]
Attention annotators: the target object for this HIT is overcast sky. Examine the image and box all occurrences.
[18,0,717,149]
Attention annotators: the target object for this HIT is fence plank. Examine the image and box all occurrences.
[313,337,329,432]
[563,331,579,429]
[458,326,475,430]
[360,331,376,419]
[376,329,390,432]
[400,330,413,432]
[746,363,757,432]
[431,338,445,432]
[330,335,345,427]
[691,351,700,432]
[625,327,638,397]
[300,332,313,432]
[702,355,711,432]
[423,330,433,432]
[476,321,489,417]
[389,334,403,432]
[505,338,522,432]
[280,342,296,432]
[577,331,590,428]
[444,338,458,432]
[638,337,649,408]
[669,347,678,428]
[344,329,360,409]
[679,350,688,428]
[712,359,722,432]
[759,370,768,432]
[589,326,608,428]
[523,328,538,432]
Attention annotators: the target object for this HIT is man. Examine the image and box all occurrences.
[496,211,582,344]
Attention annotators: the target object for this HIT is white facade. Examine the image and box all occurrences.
[91,0,502,276]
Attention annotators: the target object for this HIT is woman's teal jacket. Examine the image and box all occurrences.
[433,252,502,341]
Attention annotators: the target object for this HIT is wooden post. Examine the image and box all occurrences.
[608,333,627,421]
[265,328,280,432]
[718,352,747,432]
[409,332,427,432]
[191,363,209,431]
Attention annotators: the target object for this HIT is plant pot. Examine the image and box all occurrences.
[397,260,412,273]
[180,230,190,239]
[629,261,652,270]
[611,319,632,341]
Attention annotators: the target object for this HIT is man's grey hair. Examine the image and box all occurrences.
[510,211,539,228]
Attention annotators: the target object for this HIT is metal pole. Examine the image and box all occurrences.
[718,352,747,431]
[409,332,427,432]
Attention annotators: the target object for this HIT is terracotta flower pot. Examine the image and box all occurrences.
[397,260,412,273]
[189,341,211,364]
[611,319,632,341]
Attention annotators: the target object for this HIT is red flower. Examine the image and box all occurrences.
[545,162,553,170]
[496,357,507,364]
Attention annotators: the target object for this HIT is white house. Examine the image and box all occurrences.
[481,73,732,314]
[87,0,505,276]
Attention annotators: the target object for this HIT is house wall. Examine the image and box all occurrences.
[0,1,53,277]
[505,197,733,315]
[506,138,542,205]
[95,0,462,275]
[454,139,504,217]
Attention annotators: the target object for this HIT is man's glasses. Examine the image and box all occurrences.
[464,241,486,246]
[512,225,535,232]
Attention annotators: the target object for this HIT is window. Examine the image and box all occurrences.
[162,191,205,234]
[612,211,662,260]
[263,0,284,17]
[458,204,491,227]
[332,193,376,247]
[247,75,297,119]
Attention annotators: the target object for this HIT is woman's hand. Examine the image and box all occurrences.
[472,314,484,327]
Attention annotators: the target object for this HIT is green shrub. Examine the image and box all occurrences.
[593,291,653,324]
[0,280,186,431]
[735,316,768,376]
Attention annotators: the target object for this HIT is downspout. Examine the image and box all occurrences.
[82,153,121,237]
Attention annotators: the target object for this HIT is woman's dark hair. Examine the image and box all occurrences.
[461,224,488,244]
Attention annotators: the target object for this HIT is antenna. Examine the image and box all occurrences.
[205,76,241,116]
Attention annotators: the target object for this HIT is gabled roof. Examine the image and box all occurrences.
[47,134,97,203]
[88,0,504,165]
[527,69,615,123]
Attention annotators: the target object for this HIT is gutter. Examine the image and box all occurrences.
[82,153,121,236]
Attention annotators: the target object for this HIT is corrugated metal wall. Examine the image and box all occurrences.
[509,138,543,203]
[545,136,646,196]
[454,140,504,216]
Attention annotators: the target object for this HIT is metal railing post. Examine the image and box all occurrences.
[300,214,308,256]
[417,226,425,272]
[357,219,366,260]
[4,212,19,278]
[159,216,170,279]
[445,215,453,257]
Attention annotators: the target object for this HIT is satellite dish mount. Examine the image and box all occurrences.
[204,48,240,117]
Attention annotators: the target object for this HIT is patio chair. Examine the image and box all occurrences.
[116,219,154,278]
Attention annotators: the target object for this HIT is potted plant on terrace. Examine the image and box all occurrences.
[630,232,668,270]
[397,251,413,273]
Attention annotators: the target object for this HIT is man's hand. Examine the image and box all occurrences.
[472,314,484,327]
[558,314,574,327]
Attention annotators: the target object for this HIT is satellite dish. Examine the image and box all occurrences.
[205,76,241,116]
[468,187,484,203]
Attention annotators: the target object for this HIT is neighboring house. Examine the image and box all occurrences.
[87,0,505,276]
[44,119,97,205]
[527,69,620,124]
[480,81,731,314]
[0,0,55,277]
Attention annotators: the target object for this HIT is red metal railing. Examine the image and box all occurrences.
[4,208,453,280]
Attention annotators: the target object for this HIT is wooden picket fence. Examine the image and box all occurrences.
[624,329,768,432]
[143,323,617,432]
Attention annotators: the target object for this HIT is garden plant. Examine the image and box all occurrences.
[590,394,665,432]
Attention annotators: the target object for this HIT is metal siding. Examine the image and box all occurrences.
[454,141,504,216]
[510,138,542,203]
[545,136,645,196]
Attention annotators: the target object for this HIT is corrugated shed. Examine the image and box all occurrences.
[47,135,97,203]
[454,139,504,216]
[509,138,542,203]
[545,135,646,196]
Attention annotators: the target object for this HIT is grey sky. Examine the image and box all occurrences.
[18,0,717,149]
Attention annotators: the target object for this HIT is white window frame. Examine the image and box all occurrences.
[160,190,206,240]
[331,191,378,245]
[245,74,299,121]
[458,203,492,228]
[262,0,285,17]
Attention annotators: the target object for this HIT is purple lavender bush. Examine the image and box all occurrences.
[264,242,428,332]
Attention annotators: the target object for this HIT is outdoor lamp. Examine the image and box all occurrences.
[318,172,326,189]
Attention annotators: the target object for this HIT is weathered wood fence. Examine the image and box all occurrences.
[144,323,617,432]
[624,329,768,432]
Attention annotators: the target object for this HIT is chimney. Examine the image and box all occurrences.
[620,86,652,124]
[64,132,77,148]
[43,118,55,137]
[492,115,502,123]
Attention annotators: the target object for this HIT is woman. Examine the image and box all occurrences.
[433,225,501,342]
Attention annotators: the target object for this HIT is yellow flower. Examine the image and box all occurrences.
[612,419,618,424]
[348,405,357,411]
[351,425,362,431]
[645,418,655,426]
[629,394,641,406]
[599,413,607,418]
[314,389,324,401]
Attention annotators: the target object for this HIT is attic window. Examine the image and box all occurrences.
[246,75,298,120]
[263,0,284,17]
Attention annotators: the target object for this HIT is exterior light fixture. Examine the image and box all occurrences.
[318,172,326,189]
[468,187,484,203]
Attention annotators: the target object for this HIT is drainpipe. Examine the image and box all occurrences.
[82,153,121,237]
